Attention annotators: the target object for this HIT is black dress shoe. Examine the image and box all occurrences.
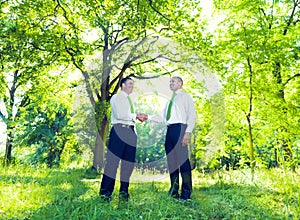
[100,194,111,202]
[179,194,191,201]
[168,192,180,199]
[119,192,129,202]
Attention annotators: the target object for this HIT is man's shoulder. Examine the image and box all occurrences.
[112,92,125,98]
[111,93,124,102]
[179,90,192,97]
[111,93,118,100]
[180,91,195,104]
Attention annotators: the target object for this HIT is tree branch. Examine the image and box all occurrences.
[0,110,6,123]
[259,7,272,29]
[128,67,182,79]
[108,37,151,90]
[55,0,79,31]
[283,0,298,35]
[112,24,126,44]
[65,47,96,106]
[110,75,124,97]
[15,95,31,120]
[110,37,130,52]
[283,73,300,86]
[147,0,171,22]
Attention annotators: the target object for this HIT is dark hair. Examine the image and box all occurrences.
[172,76,183,85]
[120,77,133,88]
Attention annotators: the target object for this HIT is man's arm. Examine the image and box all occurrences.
[185,94,196,133]
[182,94,196,146]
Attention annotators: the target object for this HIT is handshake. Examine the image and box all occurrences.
[136,113,148,122]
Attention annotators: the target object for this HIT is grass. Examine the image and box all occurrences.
[0,166,299,220]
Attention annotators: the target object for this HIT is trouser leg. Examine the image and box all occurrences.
[100,128,123,198]
[165,126,180,196]
[119,127,137,200]
[165,124,192,199]
[169,169,180,196]
[100,175,116,198]
[177,136,192,199]
[120,144,136,193]
[180,159,192,199]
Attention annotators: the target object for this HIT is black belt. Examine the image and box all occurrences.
[114,123,134,129]
[167,123,186,127]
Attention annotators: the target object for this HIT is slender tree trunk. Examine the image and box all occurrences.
[3,70,19,166]
[245,55,255,176]
[57,139,66,166]
[4,128,13,166]
[47,144,65,168]
[273,62,295,170]
[47,146,55,168]
[246,115,255,169]
[274,148,278,168]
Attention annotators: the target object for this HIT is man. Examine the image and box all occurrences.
[99,77,147,202]
[164,76,196,201]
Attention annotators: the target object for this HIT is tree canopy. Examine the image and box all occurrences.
[0,0,299,171]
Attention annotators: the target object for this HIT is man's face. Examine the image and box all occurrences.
[169,77,182,92]
[122,79,134,94]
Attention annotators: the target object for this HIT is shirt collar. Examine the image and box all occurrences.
[120,90,129,97]
[174,89,182,94]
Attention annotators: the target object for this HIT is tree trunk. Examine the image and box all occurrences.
[47,145,65,168]
[273,62,295,170]
[246,115,255,170]
[274,148,278,168]
[3,128,13,166]
[245,55,255,175]
[47,146,55,168]
[92,115,109,170]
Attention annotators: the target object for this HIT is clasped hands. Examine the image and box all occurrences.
[136,113,148,122]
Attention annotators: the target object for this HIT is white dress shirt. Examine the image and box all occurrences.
[110,91,136,126]
[163,89,196,133]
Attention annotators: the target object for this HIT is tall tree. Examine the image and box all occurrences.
[212,0,300,169]
[54,0,202,169]
[0,1,61,165]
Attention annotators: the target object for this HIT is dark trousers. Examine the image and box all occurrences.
[165,123,192,199]
[100,124,137,198]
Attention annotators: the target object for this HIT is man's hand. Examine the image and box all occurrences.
[136,113,148,122]
[181,133,190,147]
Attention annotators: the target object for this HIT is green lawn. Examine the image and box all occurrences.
[0,166,299,219]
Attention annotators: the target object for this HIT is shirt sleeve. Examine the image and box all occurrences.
[185,94,196,133]
[148,115,164,123]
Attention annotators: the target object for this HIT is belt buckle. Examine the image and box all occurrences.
[121,124,129,128]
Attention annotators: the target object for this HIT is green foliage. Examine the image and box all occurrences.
[134,98,167,172]
[16,101,73,167]
[0,166,299,219]
[0,0,73,164]
[0,0,299,170]
[208,0,300,169]
[11,72,78,168]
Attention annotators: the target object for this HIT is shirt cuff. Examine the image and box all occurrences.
[131,113,137,121]
[148,115,163,123]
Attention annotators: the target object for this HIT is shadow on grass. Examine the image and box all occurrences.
[2,169,298,220]
[29,181,297,219]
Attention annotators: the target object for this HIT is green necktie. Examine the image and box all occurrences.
[166,92,176,121]
[127,96,134,114]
